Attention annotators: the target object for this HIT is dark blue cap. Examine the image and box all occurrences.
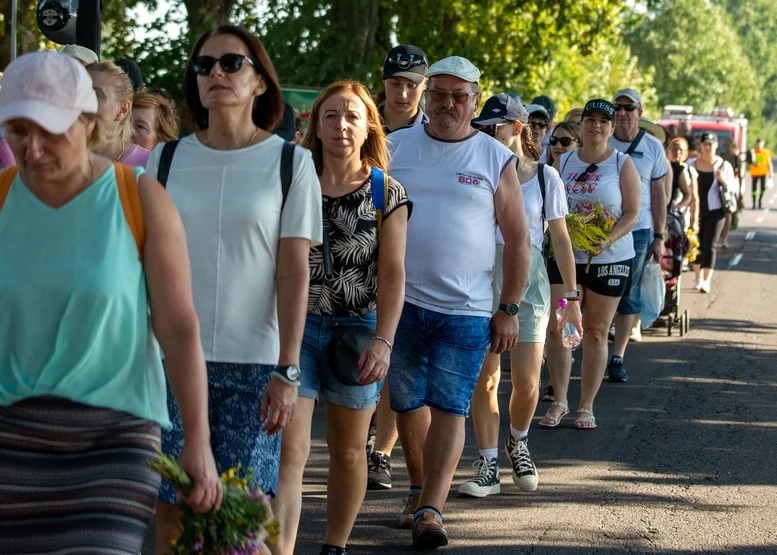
[471,93,528,126]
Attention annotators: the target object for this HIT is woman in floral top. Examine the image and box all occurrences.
[272,81,411,555]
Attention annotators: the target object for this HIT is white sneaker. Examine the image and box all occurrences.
[699,280,711,294]
[630,326,643,342]
[693,279,703,290]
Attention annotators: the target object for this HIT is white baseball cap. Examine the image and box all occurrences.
[614,88,642,105]
[60,44,99,65]
[427,56,481,84]
[0,51,98,135]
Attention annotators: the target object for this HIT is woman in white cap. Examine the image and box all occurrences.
[459,94,581,498]
[0,51,220,553]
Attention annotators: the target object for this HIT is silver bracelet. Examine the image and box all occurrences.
[271,371,300,387]
[371,336,393,352]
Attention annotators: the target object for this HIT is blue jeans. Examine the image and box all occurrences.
[618,228,651,315]
[298,312,382,410]
[388,302,491,417]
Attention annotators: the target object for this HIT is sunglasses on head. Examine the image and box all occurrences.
[528,121,548,129]
[428,89,477,104]
[478,122,513,137]
[613,104,638,112]
[386,53,428,69]
[549,136,578,147]
[191,54,256,76]
[576,163,598,183]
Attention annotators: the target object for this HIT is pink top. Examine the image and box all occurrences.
[119,143,151,168]
[0,140,15,170]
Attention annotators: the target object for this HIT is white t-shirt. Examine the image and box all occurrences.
[609,132,668,231]
[146,134,323,364]
[559,150,634,264]
[497,163,567,249]
[389,125,516,317]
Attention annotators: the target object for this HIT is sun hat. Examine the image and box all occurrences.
[0,51,98,135]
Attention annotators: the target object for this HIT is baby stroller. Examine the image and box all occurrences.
[660,211,690,336]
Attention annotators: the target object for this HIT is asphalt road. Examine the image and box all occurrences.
[145,182,777,555]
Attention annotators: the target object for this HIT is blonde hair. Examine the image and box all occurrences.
[132,92,180,143]
[301,80,388,174]
[563,108,583,123]
[86,61,134,142]
[80,113,116,151]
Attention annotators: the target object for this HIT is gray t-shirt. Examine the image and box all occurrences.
[389,125,516,317]
[609,132,668,230]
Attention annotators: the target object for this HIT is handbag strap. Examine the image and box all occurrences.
[625,130,645,156]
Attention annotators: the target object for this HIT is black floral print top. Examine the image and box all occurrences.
[308,176,411,317]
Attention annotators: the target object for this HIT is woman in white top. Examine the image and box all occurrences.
[458,94,582,498]
[546,99,640,430]
[148,25,322,553]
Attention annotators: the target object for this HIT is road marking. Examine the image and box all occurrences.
[756,216,764,224]
[746,231,756,240]
[728,253,743,268]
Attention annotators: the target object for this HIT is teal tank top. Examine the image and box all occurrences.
[0,165,169,427]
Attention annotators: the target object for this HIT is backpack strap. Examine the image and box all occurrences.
[114,163,146,261]
[625,130,645,156]
[370,167,388,240]
[280,142,296,210]
[537,163,546,220]
[157,139,180,188]
[0,166,19,211]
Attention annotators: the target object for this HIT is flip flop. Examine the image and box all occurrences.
[574,408,597,430]
[541,385,555,402]
[538,401,569,428]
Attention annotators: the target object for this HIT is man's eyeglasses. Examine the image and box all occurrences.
[386,53,428,69]
[528,121,548,129]
[549,136,578,147]
[576,163,598,183]
[191,54,256,76]
[428,89,477,104]
[613,104,638,112]
[478,122,513,137]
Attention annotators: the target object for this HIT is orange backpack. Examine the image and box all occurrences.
[0,163,146,260]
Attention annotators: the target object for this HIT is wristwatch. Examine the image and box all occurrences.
[653,232,666,240]
[498,302,520,317]
[564,289,582,301]
[273,365,301,387]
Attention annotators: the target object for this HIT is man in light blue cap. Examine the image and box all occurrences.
[387,56,531,548]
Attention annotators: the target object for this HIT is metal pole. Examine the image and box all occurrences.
[10,0,18,62]
[76,0,101,57]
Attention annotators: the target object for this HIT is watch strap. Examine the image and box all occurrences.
[272,370,300,387]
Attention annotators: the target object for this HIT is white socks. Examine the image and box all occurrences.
[479,448,499,461]
[510,425,529,441]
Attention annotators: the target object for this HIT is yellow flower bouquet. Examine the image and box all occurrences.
[549,200,616,273]
[148,453,279,554]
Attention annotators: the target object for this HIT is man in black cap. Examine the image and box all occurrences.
[115,58,145,93]
[379,44,429,134]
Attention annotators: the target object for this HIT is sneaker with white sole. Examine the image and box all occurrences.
[699,280,711,293]
[505,436,538,492]
[693,278,703,290]
[630,326,642,342]
[458,456,500,498]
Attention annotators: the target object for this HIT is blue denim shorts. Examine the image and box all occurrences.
[618,228,651,315]
[298,312,382,410]
[159,362,281,502]
[388,302,491,417]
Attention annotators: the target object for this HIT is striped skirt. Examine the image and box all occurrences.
[0,397,161,554]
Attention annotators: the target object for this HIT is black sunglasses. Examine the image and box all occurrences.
[549,136,578,147]
[191,54,256,76]
[528,121,548,129]
[386,53,428,69]
[613,104,638,112]
[576,163,598,183]
[478,122,513,137]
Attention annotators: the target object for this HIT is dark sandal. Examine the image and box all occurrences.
[541,385,555,402]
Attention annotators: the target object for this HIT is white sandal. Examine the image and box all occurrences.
[574,408,597,429]
[538,401,569,428]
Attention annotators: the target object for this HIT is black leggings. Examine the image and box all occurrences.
[752,175,767,206]
[698,209,726,269]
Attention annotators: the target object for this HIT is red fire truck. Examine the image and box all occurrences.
[658,105,748,155]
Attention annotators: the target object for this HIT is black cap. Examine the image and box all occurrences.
[700,131,718,143]
[383,44,428,84]
[582,99,615,121]
[531,95,556,120]
[471,94,529,126]
[272,102,297,142]
[115,58,144,92]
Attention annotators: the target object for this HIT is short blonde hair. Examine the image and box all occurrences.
[86,61,134,142]
[80,113,116,151]
[132,92,179,143]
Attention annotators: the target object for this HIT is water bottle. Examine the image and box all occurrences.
[556,299,582,349]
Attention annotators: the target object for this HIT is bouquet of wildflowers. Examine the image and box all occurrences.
[686,228,700,263]
[148,453,279,555]
[549,200,616,273]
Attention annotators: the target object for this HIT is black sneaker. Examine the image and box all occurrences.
[607,356,628,382]
[367,451,392,490]
[457,456,500,498]
[505,436,538,492]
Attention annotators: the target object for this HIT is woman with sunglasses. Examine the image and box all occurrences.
[545,121,582,168]
[543,99,640,430]
[457,94,581,497]
[148,26,323,553]
[272,81,410,555]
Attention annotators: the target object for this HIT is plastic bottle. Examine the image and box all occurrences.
[556,298,582,349]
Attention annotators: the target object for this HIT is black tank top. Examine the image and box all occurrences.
[697,170,714,215]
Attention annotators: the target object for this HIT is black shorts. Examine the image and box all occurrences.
[547,257,634,298]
